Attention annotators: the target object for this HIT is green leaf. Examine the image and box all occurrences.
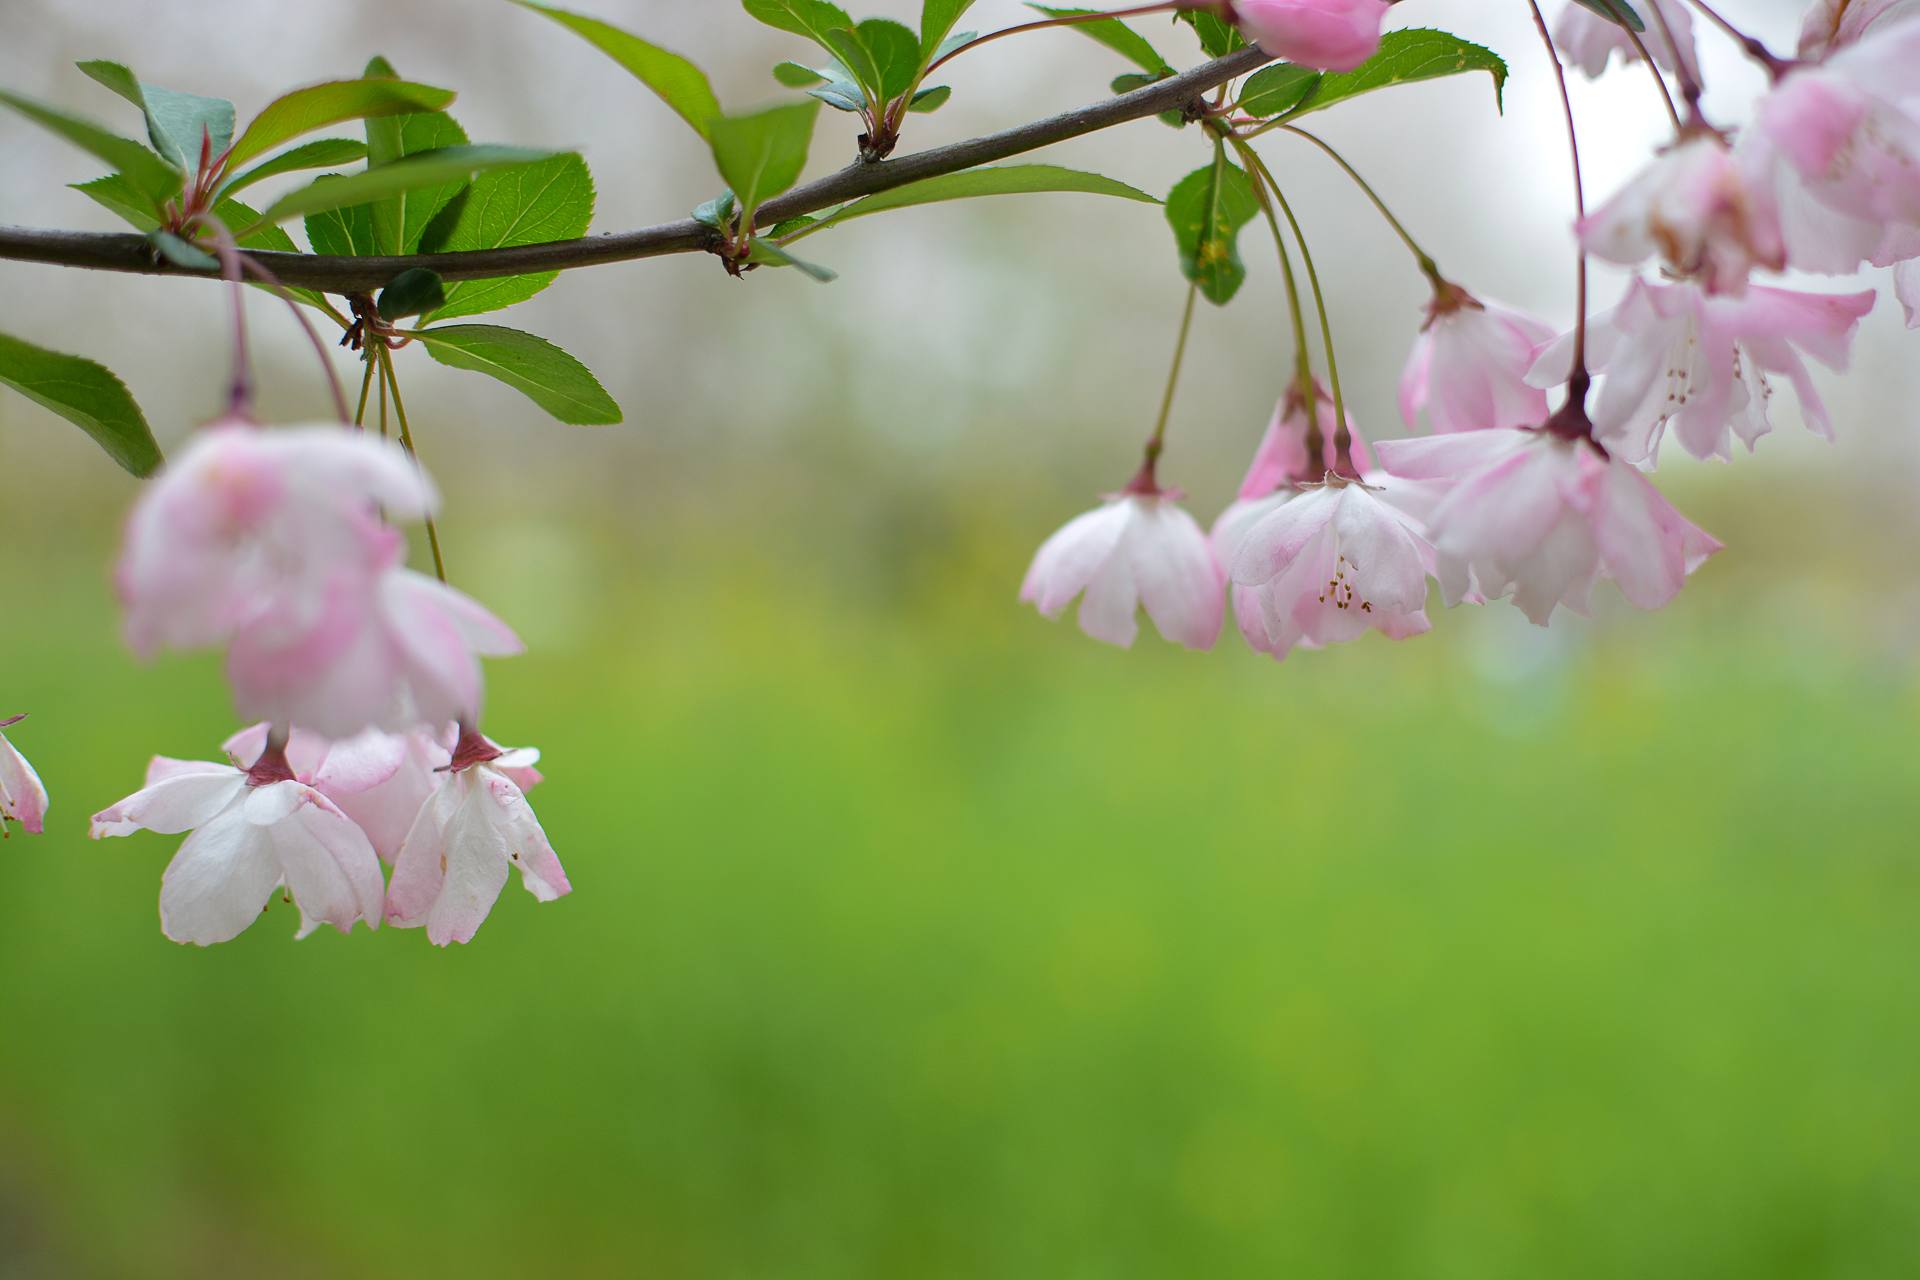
[0,89,181,206]
[1025,6,1171,74]
[1572,0,1645,31]
[75,59,144,108]
[226,78,456,168]
[147,229,218,271]
[1239,64,1320,118]
[709,101,821,226]
[742,0,857,53]
[856,19,923,100]
[77,62,236,171]
[1286,30,1509,119]
[304,183,380,257]
[919,0,977,61]
[250,146,557,229]
[1177,10,1246,58]
[692,191,737,229]
[0,330,161,476]
[510,1,721,140]
[71,173,161,230]
[807,65,869,113]
[378,268,447,321]
[823,29,884,104]
[907,84,952,113]
[138,84,236,171]
[416,325,621,425]
[790,163,1156,239]
[1166,151,1259,306]
[774,61,827,88]
[220,138,369,197]
[361,75,472,256]
[746,238,837,282]
[420,152,596,321]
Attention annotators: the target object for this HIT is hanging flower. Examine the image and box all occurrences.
[1021,483,1225,651]
[1400,287,1556,435]
[1529,278,1876,463]
[385,729,569,947]
[1377,429,1722,625]
[0,715,48,836]
[1229,476,1437,659]
[1555,0,1701,84]
[91,749,386,946]
[1578,132,1785,294]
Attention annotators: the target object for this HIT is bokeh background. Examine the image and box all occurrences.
[3,0,1918,1275]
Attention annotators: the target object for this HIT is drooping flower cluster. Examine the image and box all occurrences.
[94,421,568,947]
[1023,0,1905,657]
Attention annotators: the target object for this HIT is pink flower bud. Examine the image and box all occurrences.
[1230,0,1390,72]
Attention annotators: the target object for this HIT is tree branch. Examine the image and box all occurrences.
[0,48,1272,294]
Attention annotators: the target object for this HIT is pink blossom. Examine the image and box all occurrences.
[1754,19,1920,229]
[386,733,569,946]
[1578,133,1784,294]
[1229,0,1390,72]
[1798,0,1920,59]
[1529,278,1876,463]
[0,716,48,836]
[1555,0,1700,84]
[1400,292,1556,435]
[224,723,449,864]
[225,568,523,739]
[1377,429,1722,625]
[91,754,384,945]
[1021,490,1225,650]
[1229,478,1436,659]
[117,423,434,657]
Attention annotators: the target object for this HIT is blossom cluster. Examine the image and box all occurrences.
[1025,0,1902,657]
[91,423,570,947]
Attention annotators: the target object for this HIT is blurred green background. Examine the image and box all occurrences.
[4,0,1920,1276]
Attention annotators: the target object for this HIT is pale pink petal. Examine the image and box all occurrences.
[1896,259,1920,326]
[1020,502,1131,617]
[483,773,571,902]
[92,769,245,838]
[1126,501,1224,651]
[258,786,384,937]
[1232,0,1389,71]
[158,809,282,946]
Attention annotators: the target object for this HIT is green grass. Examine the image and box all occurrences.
[1,517,1917,1279]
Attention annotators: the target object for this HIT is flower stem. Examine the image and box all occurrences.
[1525,0,1591,401]
[1683,0,1792,77]
[353,357,377,429]
[1143,276,1202,478]
[1225,133,1321,468]
[203,225,252,417]
[1644,1,1704,115]
[1236,140,1353,476]
[1274,125,1444,284]
[376,346,448,583]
